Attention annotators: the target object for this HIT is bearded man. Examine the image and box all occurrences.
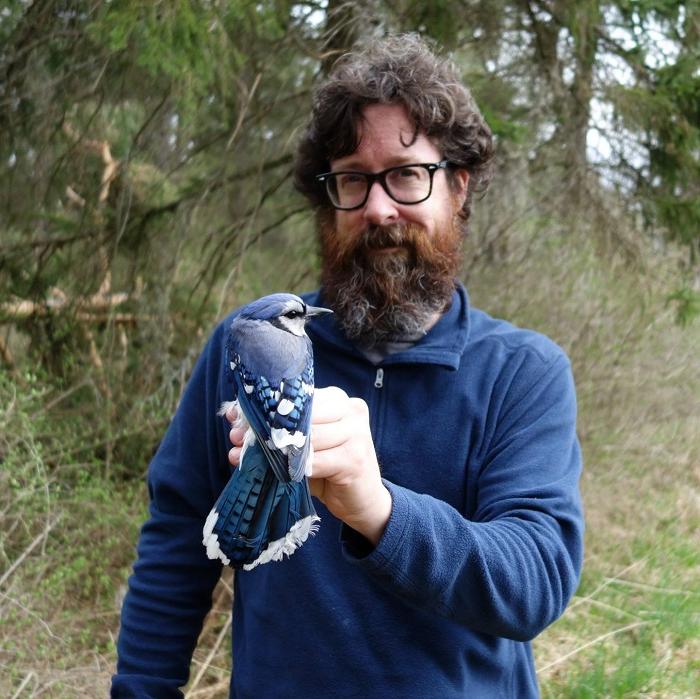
[113,35,584,699]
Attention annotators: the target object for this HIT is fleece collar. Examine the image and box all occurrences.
[303,283,471,371]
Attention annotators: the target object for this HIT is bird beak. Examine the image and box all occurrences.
[305,304,333,319]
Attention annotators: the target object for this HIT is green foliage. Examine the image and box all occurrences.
[479,103,530,143]
[96,2,220,76]
[602,3,700,258]
[396,0,464,45]
[667,286,700,325]
[617,0,688,25]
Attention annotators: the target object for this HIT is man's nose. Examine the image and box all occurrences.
[362,181,400,226]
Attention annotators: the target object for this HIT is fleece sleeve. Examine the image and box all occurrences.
[111,322,231,697]
[341,353,584,642]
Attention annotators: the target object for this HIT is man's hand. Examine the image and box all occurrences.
[226,386,392,547]
[308,386,392,546]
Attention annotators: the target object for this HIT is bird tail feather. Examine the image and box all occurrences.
[202,439,319,570]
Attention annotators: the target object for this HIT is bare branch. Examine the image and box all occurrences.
[1,289,132,320]
[0,517,61,590]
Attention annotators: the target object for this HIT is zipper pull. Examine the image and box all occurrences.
[374,367,384,388]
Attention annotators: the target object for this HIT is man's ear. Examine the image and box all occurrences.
[451,168,470,209]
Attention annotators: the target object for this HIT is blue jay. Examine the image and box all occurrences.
[202,293,332,570]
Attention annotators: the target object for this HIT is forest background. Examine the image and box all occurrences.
[1,1,699,697]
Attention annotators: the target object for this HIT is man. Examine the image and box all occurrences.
[113,34,583,698]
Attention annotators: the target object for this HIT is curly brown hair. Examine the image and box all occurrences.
[294,34,494,225]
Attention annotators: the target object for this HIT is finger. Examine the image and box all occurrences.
[229,425,246,446]
[312,396,371,451]
[348,397,369,417]
[221,402,238,424]
[228,446,242,467]
[311,419,355,451]
[308,449,335,479]
[309,446,358,482]
[312,386,350,423]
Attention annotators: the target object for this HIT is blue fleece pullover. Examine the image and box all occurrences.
[113,284,584,698]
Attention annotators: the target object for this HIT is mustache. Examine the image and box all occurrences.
[324,223,425,269]
[363,224,411,249]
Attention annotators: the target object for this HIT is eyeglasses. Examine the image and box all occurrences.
[315,160,452,211]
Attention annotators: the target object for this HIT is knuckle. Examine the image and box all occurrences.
[318,385,349,402]
[349,397,369,417]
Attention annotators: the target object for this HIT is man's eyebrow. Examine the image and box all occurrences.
[330,155,427,172]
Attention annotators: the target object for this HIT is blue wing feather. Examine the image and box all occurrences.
[279,370,314,481]
[227,332,313,483]
[231,367,291,483]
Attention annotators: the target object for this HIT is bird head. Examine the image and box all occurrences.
[240,293,332,337]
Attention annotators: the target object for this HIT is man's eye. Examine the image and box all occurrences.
[338,174,365,186]
[397,167,420,179]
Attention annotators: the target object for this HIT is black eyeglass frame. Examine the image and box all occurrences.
[315,160,453,211]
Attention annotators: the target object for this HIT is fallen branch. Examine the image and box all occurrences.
[186,615,232,697]
[0,516,60,590]
[186,679,231,698]
[10,671,36,699]
[0,590,64,641]
[74,311,143,325]
[187,572,233,697]
[1,287,137,321]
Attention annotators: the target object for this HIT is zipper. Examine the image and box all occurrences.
[368,366,386,461]
[374,367,384,388]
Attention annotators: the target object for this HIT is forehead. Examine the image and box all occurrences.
[331,103,441,170]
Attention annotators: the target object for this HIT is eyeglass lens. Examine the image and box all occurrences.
[327,165,433,209]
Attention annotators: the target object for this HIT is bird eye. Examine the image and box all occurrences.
[284,310,301,319]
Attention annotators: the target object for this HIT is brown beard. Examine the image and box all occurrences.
[319,215,463,348]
